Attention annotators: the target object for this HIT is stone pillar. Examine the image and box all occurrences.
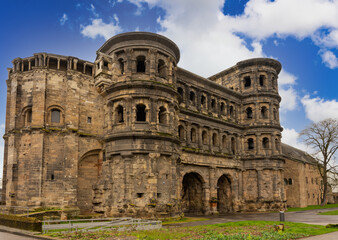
[57,59,60,70]
[46,57,50,68]
[73,59,78,71]
[209,167,217,214]
[257,170,262,201]
[255,102,259,121]
[255,133,260,155]
[28,60,31,70]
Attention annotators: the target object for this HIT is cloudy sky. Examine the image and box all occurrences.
[1,0,338,176]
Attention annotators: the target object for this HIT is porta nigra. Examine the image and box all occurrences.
[1,32,322,217]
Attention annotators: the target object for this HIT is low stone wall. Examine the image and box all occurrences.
[0,214,42,232]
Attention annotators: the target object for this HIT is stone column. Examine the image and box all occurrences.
[57,59,60,70]
[255,133,260,155]
[28,60,31,70]
[73,59,78,71]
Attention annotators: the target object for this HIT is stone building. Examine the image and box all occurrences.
[1,32,322,217]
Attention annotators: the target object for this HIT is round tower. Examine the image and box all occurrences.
[93,32,182,217]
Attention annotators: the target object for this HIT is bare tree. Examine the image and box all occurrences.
[300,118,338,205]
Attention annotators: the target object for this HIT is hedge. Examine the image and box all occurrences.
[0,214,42,232]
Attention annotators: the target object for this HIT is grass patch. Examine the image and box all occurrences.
[318,210,338,215]
[44,220,338,240]
[162,217,209,225]
[287,203,338,212]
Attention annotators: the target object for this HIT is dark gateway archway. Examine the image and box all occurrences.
[181,172,205,214]
[217,175,233,213]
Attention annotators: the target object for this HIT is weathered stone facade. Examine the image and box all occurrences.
[2,32,321,217]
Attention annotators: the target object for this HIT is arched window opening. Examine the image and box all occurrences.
[212,133,218,146]
[220,102,225,114]
[136,104,146,121]
[211,99,216,110]
[262,137,269,149]
[51,109,61,123]
[189,91,195,102]
[201,95,206,106]
[229,105,234,118]
[103,61,109,70]
[288,178,293,185]
[137,56,146,73]
[49,58,58,70]
[177,87,184,99]
[118,58,124,74]
[178,125,185,140]
[231,137,236,154]
[60,60,67,71]
[259,75,265,86]
[284,178,288,185]
[85,65,92,76]
[191,128,196,143]
[202,131,208,145]
[248,138,254,150]
[158,59,166,78]
[246,107,253,119]
[158,106,166,124]
[244,76,251,88]
[222,135,227,148]
[261,106,268,119]
[77,62,84,73]
[273,108,278,120]
[116,105,124,123]
[26,109,32,124]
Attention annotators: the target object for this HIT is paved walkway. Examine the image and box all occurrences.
[301,231,338,239]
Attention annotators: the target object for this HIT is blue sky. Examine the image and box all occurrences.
[1,0,338,177]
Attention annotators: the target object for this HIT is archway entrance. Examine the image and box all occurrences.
[217,175,232,213]
[181,172,205,214]
[77,150,101,214]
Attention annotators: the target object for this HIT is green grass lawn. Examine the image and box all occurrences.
[162,217,209,225]
[45,220,338,240]
[287,203,338,212]
[318,210,338,215]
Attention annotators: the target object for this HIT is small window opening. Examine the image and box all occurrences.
[103,151,106,161]
[85,65,92,76]
[118,58,124,74]
[211,99,216,110]
[23,62,29,71]
[51,174,55,180]
[261,106,268,119]
[177,87,184,99]
[248,138,254,150]
[136,104,146,122]
[137,193,144,198]
[202,131,208,145]
[26,109,32,123]
[191,128,196,143]
[77,62,84,73]
[137,56,146,73]
[60,60,67,71]
[284,178,288,185]
[158,59,166,78]
[246,107,253,119]
[231,137,236,154]
[288,178,293,185]
[189,91,195,102]
[116,105,124,123]
[259,75,265,86]
[244,76,251,88]
[212,133,218,146]
[157,193,162,198]
[49,58,58,70]
[178,125,185,140]
[311,178,314,184]
[51,109,61,123]
[87,117,92,124]
[201,95,206,106]
[262,137,269,149]
[103,61,109,70]
[229,105,234,118]
[220,102,225,114]
[158,106,166,124]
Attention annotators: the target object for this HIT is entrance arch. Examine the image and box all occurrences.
[181,172,205,214]
[217,175,233,213]
[77,150,101,214]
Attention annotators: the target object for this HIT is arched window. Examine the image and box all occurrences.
[25,108,32,124]
[211,99,216,110]
[201,95,206,107]
[158,106,166,124]
[284,178,288,185]
[136,56,146,73]
[191,128,196,143]
[261,106,268,119]
[177,87,184,99]
[222,135,227,148]
[178,125,185,140]
[136,104,146,121]
[118,58,124,74]
[262,137,269,149]
[115,105,124,123]
[248,138,254,150]
[212,133,218,146]
[189,91,195,103]
[220,102,225,114]
[246,107,253,119]
[288,178,293,185]
[231,137,236,154]
[158,59,166,78]
[244,76,251,88]
[202,131,208,145]
[259,75,265,86]
[229,105,234,118]
[51,109,61,123]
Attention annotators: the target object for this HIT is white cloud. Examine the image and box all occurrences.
[60,13,68,26]
[301,95,338,122]
[81,19,122,40]
[320,50,338,69]
[282,127,310,152]
[90,4,100,18]
[279,86,298,112]
[278,70,297,86]
[313,29,338,48]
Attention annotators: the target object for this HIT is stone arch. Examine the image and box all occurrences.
[47,105,65,125]
[77,149,101,214]
[217,174,233,213]
[181,172,205,214]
